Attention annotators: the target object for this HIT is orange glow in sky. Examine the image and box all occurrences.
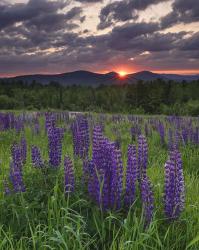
[118,71,128,78]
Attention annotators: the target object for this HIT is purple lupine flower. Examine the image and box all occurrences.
[71,116,90,159]
[83,158,95,183]
[11,143,23,170]
[79,117,90,158]
[88,160,99,201]
[174,130,180,149]
[45,113,56,134]
[0,113,14,131]
[64,156,75,193]
[141,176,154,225]
[48,127,63,168]
[164,148,185,219]
[88,138,113,209]
[92,125,104,167]
[20,137,27,164]
[181,128,189,145]
[88,127,123,210]
[109,146,123,209]
[137,135,148,181]
[71,121,80,158]
[124,144,137,207]
[158,122,165,145]
[10,161,26,193]
[31,146,43,168]
[14,116,24,134]
[10,144,26,193]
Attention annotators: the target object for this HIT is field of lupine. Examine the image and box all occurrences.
[0,112,199,250]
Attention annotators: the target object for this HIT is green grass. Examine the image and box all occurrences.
[0,113,199,249]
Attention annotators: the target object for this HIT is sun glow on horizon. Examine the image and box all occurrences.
[118,71,128,78]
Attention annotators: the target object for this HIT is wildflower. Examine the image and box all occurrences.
[48,127,63,168]
[10,144,26,193]
[164,148,185,219]
[141,176,154,224]
[137,135,148,181]
[124,144,137,207]
[64,156,75,193]
[71,116,90,159]
[31,146,43,168]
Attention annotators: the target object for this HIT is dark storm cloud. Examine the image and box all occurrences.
[161,0,199,28]
[24,7,82,32]
[108,31,186,52]
[0,0,69,30]
[90,22,187,53]
[0,0,84,56]
[105,22,160,50]
[98,0,169,29]
[111,22,160,40]
[180,32,199,51]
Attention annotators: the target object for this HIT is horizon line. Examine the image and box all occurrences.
[1,69,199,78]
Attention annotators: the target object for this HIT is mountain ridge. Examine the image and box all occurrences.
[1,70,199,86]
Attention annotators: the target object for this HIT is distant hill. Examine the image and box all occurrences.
[1,70,199,86]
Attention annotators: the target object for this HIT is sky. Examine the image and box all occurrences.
[0,0,199,76]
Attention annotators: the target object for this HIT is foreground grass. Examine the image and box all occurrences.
[0,114,199,249]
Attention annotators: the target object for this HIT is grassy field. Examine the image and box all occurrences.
[0,112,199,250]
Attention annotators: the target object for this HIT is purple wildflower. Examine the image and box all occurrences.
[164,148,185,219]
[110,147,123,209]
[20,137,27,164]
[31,146,43,168]
[64,156,75,193]
[11,143,23,170]
[48,127,63,168]
[124,144,137,207]
[141,176,154,224]
[71,116,90,159]
[10,144,26,193]
[158,122,165,145]
[88,126,123,210]
[137,135,148,181]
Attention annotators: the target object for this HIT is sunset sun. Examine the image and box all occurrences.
[118,71,127,78]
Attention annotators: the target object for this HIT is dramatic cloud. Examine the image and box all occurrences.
[180,32,199,51]
[0,0,70,30]
[24,7,83,32]
[0,0,198,76]
[161,0,199,28]
[98,0,170,29]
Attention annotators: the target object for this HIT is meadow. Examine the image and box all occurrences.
[0,111,199,250]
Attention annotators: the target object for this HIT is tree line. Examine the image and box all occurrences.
[0,79,199,115]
